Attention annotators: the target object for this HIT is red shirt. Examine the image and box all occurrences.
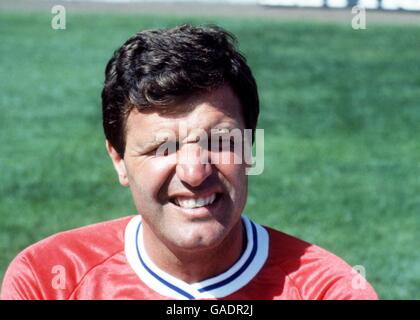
[0,215,378,300]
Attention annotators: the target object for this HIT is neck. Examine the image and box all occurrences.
[142,219,245,284]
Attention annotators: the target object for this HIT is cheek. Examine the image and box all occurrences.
[217,163,247,193]
[126,156,176,202]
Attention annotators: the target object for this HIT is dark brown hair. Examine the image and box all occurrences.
[101,24,259,157]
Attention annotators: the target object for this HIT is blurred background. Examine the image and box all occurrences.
[0,0,419,299]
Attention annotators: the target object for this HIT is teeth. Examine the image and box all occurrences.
[176,194,216,209]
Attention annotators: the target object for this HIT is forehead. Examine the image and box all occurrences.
[125,85,245,140]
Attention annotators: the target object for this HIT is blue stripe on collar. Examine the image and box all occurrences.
[198,221,257,292]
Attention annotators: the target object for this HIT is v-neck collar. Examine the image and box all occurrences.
[125,215,269,299]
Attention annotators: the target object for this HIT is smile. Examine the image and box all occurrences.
[174,193,217,209]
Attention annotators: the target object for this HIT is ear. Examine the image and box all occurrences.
[106,140,129,187]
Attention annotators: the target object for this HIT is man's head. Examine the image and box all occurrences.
[102,25,259,257]
[102,24,259,158]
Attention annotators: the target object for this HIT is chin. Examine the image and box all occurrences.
[172,226,227,251]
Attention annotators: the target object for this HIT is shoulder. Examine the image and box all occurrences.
[1,215,134,300]
[263,226,379,300]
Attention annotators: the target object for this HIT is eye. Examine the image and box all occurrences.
[209,135,235,152]
[155,140,180,157]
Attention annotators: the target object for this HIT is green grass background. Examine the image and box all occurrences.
[0,11,419,299]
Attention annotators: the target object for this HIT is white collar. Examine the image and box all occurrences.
[124,215,269,300]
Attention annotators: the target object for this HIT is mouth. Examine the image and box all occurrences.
[169,192,223,216]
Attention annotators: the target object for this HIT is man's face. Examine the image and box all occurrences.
[108,85,248,252]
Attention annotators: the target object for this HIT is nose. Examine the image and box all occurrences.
[176,142,212,187]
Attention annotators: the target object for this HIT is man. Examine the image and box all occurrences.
[1,25,378,300]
